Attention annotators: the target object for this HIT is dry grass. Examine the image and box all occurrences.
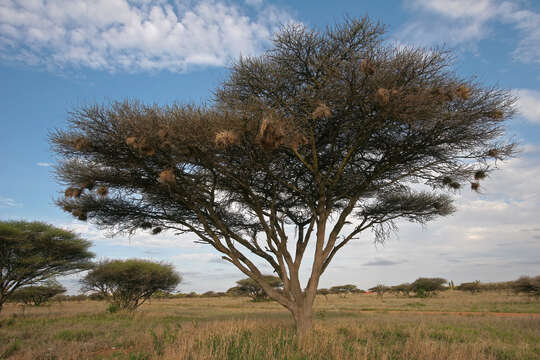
[1,292,539,359]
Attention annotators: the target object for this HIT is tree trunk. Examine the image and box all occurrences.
[292,303,314,341]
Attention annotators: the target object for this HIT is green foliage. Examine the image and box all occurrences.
[457,281,482,294]
[329,284,358,295]
[368,284,391,298]
[0,220,93,312]
[230,276,283,301]
[81,259,181,311]
[107,303,121,314]
[390,283,412,297]
[512,276,540,297]
[411,278,447,297]
[10,279,66,306]
[317,289,330,296]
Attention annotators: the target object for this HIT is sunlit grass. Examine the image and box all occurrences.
[1,291,539,359]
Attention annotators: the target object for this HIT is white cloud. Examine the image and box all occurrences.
[0,0,295,72]
[0,196,22,207]
[514,89,540,123]
[36,162,52,167]
[399,0,540,64]
[172,252,223,263]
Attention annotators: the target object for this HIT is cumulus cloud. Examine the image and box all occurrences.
[0,0,295,72]
[172,252,224,263]
[399,0,540,64]
[514,89,540,123]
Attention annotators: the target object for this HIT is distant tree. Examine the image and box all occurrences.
[81,259,181,311]
[10,279,67,306]
[511,276,540,298]
[369,284,390,299]
[51,17,516,337]
[0,221,94,313]
[411,277,447,297]
[329,284,358,297]
[457,281,481,294]
[317,288,330,300]
[226,286,243,297]
[390,283,412,297]
[234,275,283,301]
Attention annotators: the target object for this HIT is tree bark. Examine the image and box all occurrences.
[292,303,314,341]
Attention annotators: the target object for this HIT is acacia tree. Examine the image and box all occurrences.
[0,221,93,313]
[10,279,66,306]
[329,284,358,296]
[411,277,447,297]
[81,259,181,311]
[51,18,515,337]
[231,275,283,301]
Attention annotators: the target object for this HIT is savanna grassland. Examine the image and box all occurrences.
[1,292,539,360]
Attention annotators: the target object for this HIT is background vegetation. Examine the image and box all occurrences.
[0,290,538,359]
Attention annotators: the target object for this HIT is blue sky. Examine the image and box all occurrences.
[0,0,539,293]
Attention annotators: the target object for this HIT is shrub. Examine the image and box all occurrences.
[511,276,540,297]
[457,281,482,294]
[81,259,181,311]
[411,278,447,297]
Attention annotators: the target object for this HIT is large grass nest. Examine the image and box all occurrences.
[215,130,239,149]
[73,137,91,151]
[360,59,376,76]
[312,102,331,119]
[125,136,156,156]
[375,88,390,105]
[65,187,82,198]
[455,85,471,100]
[490,110,504,119]
[258,117,285,150]
[96,186,109,197]
[288,132,309,151]
[159,169,176,185]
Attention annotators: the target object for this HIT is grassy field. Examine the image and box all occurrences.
[1,291,539,359]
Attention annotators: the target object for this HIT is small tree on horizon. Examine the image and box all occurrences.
[511,276,540,298]
[81,259,181,311]
[0,221,93,313]
[10,279,67,306]
[232,275,283,301]
[329,284,358,297]
[411,277,447,297]
[51,17,516,337]
[390,283,412,297]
